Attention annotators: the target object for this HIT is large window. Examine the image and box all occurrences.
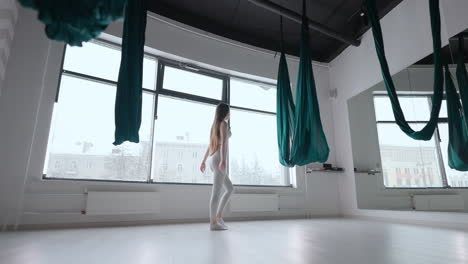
[44,42,156,182]
[43,40,290,186]
[374,95,468,188]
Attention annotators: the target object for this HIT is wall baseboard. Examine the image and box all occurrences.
[4,214,342,231]
[345,214,468,232]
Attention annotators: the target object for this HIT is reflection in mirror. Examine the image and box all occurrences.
[348,29,468,212]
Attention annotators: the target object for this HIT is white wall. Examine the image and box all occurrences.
[0,7,340,228]
[330,0,468,228]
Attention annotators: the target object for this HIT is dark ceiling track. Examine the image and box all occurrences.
[247,0,361,47]
[453,32,468,39]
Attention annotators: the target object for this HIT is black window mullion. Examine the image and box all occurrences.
[427,96,449,187]
[222,75,229,104]
[63,70,117,86]
[147,60,162,183]
[158,88,222,106]
[161,60,225,81]
[230,105,276,116]
[55,44,67,103]
[62,70,156,94]
[154,62,165,120]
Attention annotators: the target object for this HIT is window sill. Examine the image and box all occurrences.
[153,181,293,188]
[383,186,468,190]
[41,175,293,188]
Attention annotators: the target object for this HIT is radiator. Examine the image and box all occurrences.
[230,194,279,212]
[412,194,464,211]
[85,191,160,215]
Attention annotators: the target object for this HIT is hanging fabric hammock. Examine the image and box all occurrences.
[19,0,148,145]
[276,17,296,167]
[366,0,444,140]
[113,0,147,145]
[456,35,468,125]
[444,63,468,171]
[444,35,468,171]
[18,0,126,46]
[276,0,329,167]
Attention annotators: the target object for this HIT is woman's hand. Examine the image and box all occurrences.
[200,162,206,173]
[219,161,226,171]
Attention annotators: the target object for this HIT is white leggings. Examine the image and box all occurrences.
[208,150,234,220]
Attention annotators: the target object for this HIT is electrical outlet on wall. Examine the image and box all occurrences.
[329,89,338,99]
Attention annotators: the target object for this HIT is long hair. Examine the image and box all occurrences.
[209,103,230,155]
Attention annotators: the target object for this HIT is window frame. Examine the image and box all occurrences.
[43,39,292,188]
[373,93,468,189]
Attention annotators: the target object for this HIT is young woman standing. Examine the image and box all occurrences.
[200,103,234,231]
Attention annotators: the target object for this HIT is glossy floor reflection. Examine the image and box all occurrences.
[1,218,468,264]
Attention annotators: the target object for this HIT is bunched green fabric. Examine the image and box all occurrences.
[113,0,147,145]
[456,35,468,127]
[444,64,468,171]
[366,0,443,140]
[445,35,468,171]
[276,20,295,167]
[276,0,329,167]
[18,0,126,46]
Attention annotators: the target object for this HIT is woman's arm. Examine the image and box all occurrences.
[200,147,209,173]
[219,122,228,171]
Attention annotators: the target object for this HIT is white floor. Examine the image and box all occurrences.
[1,218,468,264]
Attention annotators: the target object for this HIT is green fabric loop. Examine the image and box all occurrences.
[18,0,126,46]
[366,0,443,140]
[276,0,329,167]
[445,64,468,171]
[456,35,468,124]
[113,0,147,145]
[276,51,295,167]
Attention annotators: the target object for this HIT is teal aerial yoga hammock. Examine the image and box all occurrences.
[113,0,147,145]
[18,0,126,46]
[443,35,468,171]
[366,0,444,140]
[276,17,295,166]
[276,0,329,167]
[19,0,148,145]
[444,63,468,171]
[456,35,468,127]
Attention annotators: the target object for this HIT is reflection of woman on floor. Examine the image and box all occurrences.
[200,103,234,231]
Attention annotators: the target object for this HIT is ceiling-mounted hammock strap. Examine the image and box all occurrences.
[276,0,329,167]
[444,64,468,171]
[456,35,468,122]
[18,0,127,46]
[113,0,148,145]
[366,0,444,140]
[276,16,295,166]
[280,16,284,52]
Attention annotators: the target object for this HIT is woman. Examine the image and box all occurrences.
[200,103,234,231]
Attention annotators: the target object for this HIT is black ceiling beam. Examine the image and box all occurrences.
[247,0,361,47]
[455,32,468,39]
